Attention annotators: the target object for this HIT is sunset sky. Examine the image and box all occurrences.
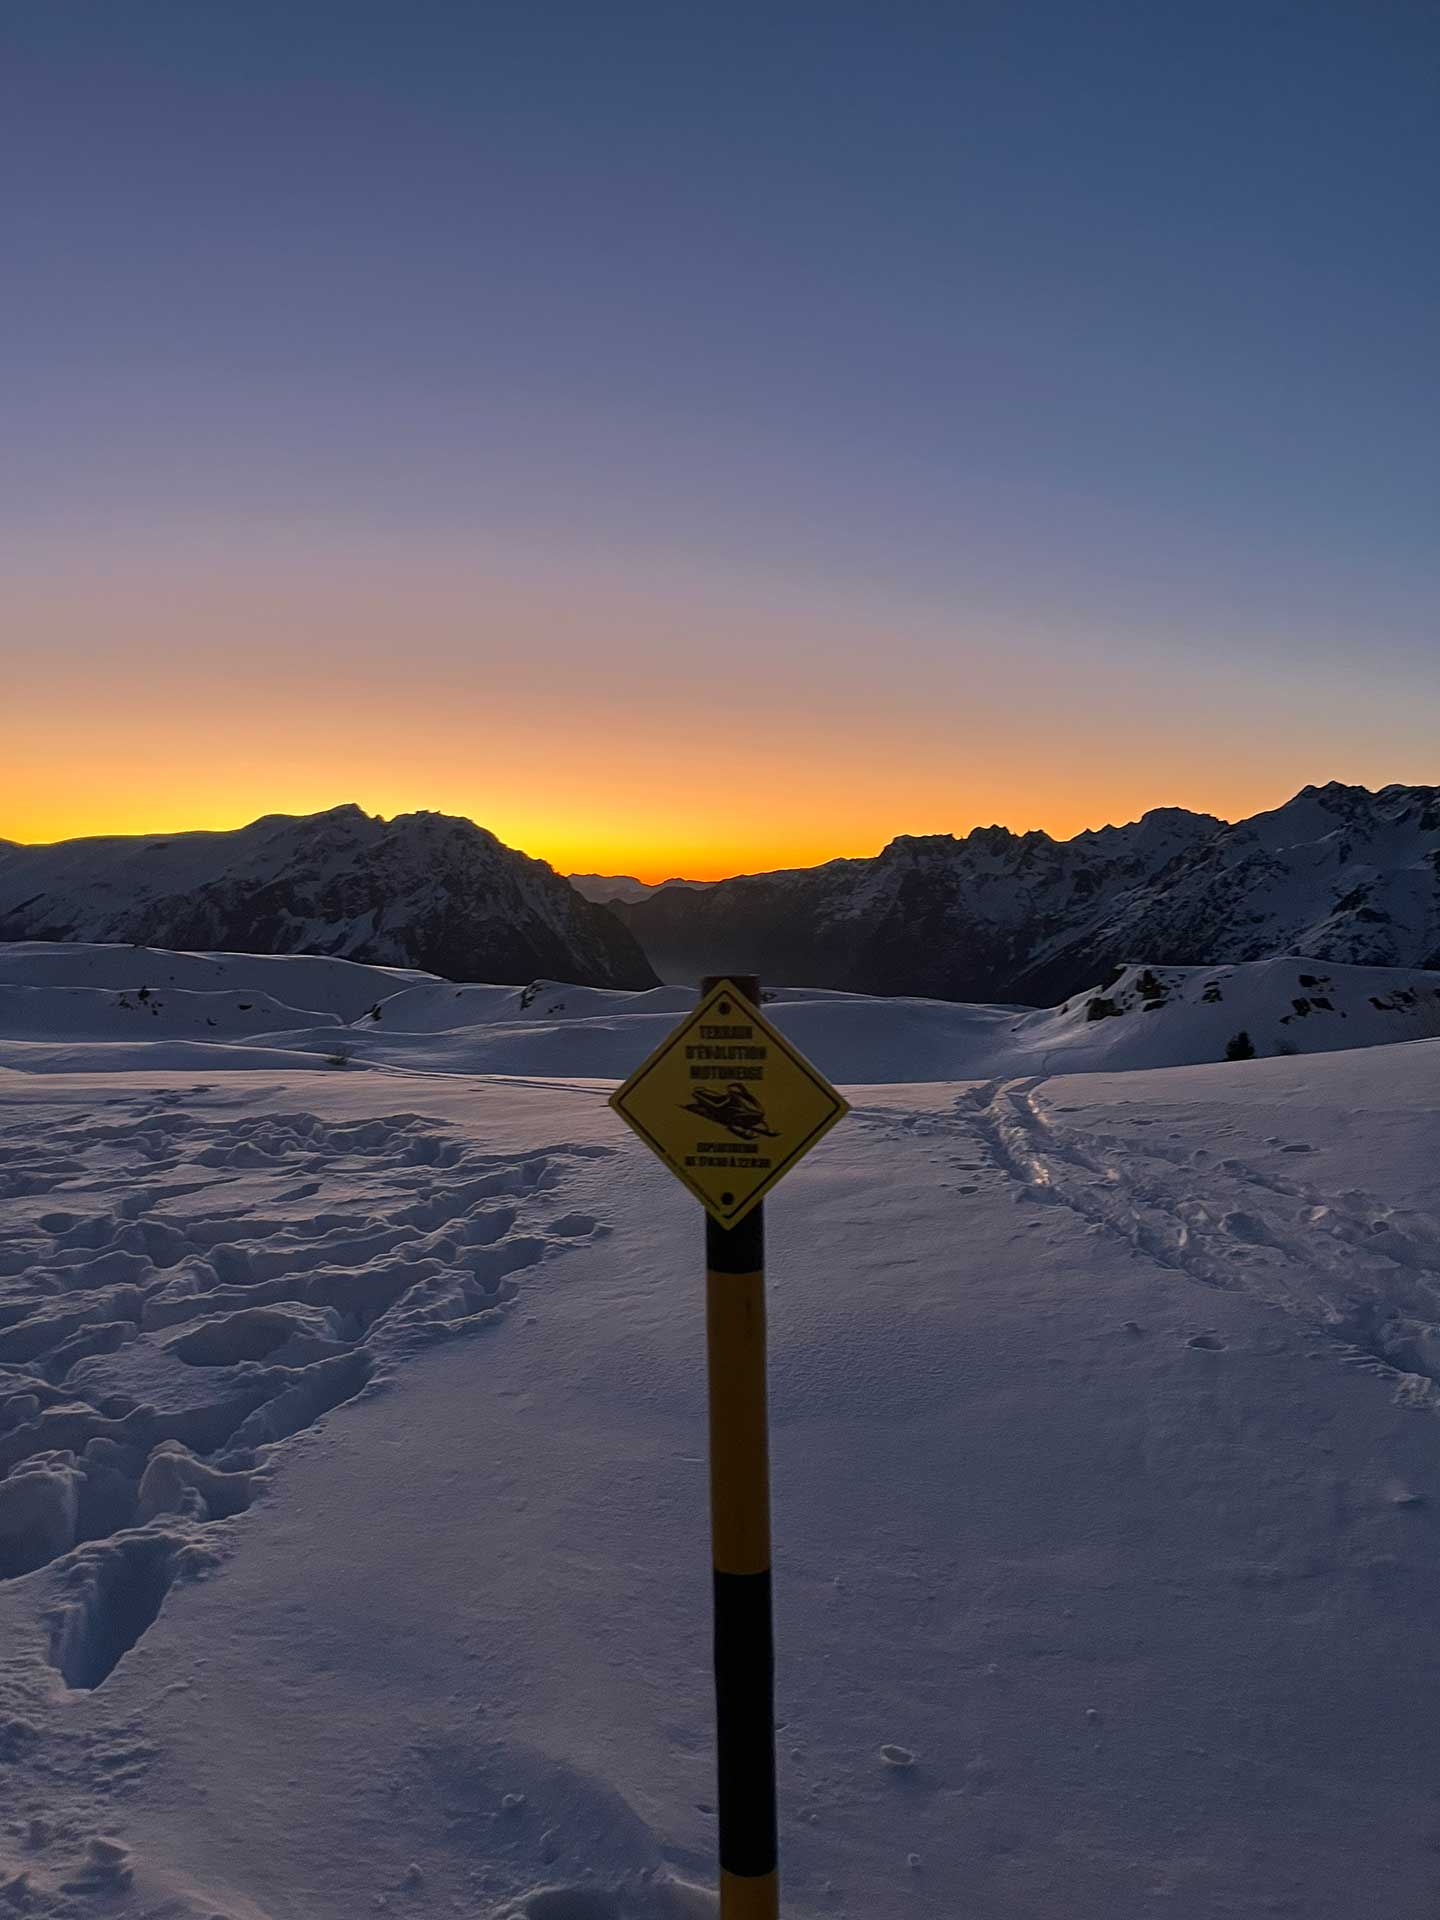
[5,4,1437,881]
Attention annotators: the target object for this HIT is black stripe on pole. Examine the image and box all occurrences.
[712,1566,779,1878]
[700,972,778,1908]
[706,1201,764,1275]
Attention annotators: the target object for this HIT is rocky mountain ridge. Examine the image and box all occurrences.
[614,783,1440,1002]
[0,805,658,989]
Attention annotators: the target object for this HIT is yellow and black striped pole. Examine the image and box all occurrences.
[702,973,779,1920]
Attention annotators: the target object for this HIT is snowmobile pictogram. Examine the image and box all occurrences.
[682,1082,781,1142]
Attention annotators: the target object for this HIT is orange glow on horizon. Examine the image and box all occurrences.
[0,796,882,885]
[0,766,1314,886]
[10,750,1430,886]
[3,669,1414,884]
[6,534,1429,886]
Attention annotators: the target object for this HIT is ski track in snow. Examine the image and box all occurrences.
[0,1087,615,1716]
[860,1078,1440,1405]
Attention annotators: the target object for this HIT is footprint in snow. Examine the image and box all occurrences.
[523,1889,622,1919]
[548,1212,605,1239]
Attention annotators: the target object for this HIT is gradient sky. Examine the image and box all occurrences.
[4,2,1437,879]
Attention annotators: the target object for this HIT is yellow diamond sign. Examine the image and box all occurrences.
[609,979,849,1226]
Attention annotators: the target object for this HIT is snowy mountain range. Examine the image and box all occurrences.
[0,805,657,990]
[614,783,1440,1002]
[5,784,1435,1006]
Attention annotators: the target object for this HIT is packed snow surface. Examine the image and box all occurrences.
[1,943,1439,1916]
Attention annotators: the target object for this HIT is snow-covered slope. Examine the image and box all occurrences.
[260,956,1440,1083]
[1022,779,1440,999]
[0,807,658,990]
[2,1016,1440,1916]
[0,982,346,1043]
[0,941,432,1020]
[4,943,1436,1082]
[1015,956,1440,1071]
[617,783,1440,1001]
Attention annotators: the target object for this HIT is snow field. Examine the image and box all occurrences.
[1,944,1436,1084]
[0,945,1438,1915]
[0,942,432,1019]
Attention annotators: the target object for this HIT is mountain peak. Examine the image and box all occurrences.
[0,808,656,989]
[1137,805,1220,827]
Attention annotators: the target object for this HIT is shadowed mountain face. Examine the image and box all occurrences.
[614,785,1440,1003]
[567,872,712,905]
[0,806,658,990]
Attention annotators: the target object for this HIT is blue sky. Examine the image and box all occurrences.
[4,2,1437,869]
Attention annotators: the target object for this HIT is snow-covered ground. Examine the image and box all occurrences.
[2,943,1437,1084]
[2,945,1440,1917]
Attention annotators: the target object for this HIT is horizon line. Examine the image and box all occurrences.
[7,776,1436,886]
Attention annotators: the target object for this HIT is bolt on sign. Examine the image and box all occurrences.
[609,978,849,1224]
